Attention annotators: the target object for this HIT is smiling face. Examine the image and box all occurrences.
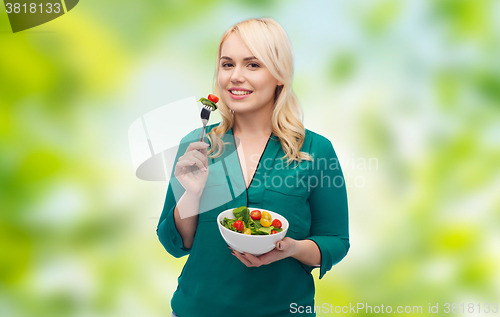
[217,33,282,115]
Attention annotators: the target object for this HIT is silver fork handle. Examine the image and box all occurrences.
[199,121,207,143]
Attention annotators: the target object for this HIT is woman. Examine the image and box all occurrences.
[157,18,349,317]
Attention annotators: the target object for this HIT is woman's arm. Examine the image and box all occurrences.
[290,239,321,267]
[157,140,209,257]
[305,137,350,278]
[173,192,202,249]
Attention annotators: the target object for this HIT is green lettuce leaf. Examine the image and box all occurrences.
[198,98,218,111]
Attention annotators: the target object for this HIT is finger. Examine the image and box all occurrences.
[182,156,206,171]
[231,251,254,267]
[276,240,284,250]
[197,146,208,157]
[238,252,264,267]
[186,150,208,168]
[257,249,282,266]
[278,237,296,256]
[175,160,206,176]
[175,160,197,174]
[183,150,208,170]
[191,148,209,167]
[185,142,210,153]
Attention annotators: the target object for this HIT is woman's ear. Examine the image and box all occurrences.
[277,81,283,86]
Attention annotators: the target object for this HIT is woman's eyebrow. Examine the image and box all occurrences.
[220,56,258,61]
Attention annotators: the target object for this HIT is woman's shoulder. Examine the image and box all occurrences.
[304,128,334,149]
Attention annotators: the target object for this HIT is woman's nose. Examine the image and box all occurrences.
[230,66,244,84]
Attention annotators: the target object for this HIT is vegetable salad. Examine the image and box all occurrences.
[220,206,283,235]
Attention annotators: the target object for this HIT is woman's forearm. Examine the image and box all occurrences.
[173,192,201,249]
[291,239,321,267]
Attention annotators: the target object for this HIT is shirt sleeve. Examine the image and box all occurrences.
[156,179,190,258]
[306,137,350,279]
[156,135,193,258]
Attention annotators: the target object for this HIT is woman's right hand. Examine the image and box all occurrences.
[174,142,210,197]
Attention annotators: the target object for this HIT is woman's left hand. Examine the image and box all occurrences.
[230,237,297,267]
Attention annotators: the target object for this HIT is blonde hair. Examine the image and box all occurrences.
[207,18,312,164]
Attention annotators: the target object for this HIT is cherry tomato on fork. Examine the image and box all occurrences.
[207,94,219,103]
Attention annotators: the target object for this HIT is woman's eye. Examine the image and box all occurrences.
[248,63,260,68]
[222,63,233,68]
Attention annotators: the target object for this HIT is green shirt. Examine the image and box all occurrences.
[157,123,349,317]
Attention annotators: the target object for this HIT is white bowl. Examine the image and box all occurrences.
[217,207,289,256]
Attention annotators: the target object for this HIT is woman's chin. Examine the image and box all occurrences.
[230,107,259,115]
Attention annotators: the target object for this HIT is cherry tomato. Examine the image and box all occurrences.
[207,94,219,103]
[250,210,261,220]
[271,219,282,229]
[233,220,244,232]
[260,218,272,227]
[260,211,272,227]
[243,228,252,235]
[271,230,278,234]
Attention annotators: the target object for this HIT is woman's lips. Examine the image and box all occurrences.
[229,89,253,100]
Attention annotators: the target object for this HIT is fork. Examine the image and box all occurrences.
[189,105,211,173]
[199,105,212,143]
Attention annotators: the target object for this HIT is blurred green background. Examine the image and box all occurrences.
[1,0,499,316]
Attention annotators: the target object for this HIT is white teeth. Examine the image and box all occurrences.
[230,90,252,95]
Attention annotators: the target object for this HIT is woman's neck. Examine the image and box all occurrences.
[232,112,273,139]
[232,103,274,139]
